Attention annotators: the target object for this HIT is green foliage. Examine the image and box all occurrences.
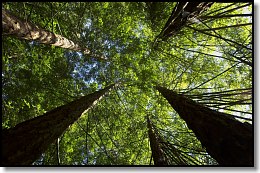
[2,2,252,165]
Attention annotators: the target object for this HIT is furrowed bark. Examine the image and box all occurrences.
[156,2,214,41]
[156,86,253,166]
[2,84,116,165]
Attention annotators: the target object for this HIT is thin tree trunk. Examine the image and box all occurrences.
[185,63,239,93]
[2,84,116,165]
[2,9,106,61]
[199,3,252,25]
[147,116,168,165]
[156,86,253,166]
[187,25,251,51]
[197,23,251,32]
[56,138,60,165]
[202,3,236,17]
[171,44,240,62]
[200,14,252,19]
[209,3,252,18]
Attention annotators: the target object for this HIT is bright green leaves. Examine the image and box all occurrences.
[103,2,109,9]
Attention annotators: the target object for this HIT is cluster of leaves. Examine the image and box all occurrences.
[2,2,252,165]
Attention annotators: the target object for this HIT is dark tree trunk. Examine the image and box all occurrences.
[156,86,253,166]
[147,116,168,165]
[157,2,214,41]
[2,84,116,165]
[2,9,106,60]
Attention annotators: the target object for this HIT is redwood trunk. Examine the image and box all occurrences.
[2,9,106,60]
[159,2,214,40]
[2,84,116,165]
[156,86,253,166]
[147,116,168,165]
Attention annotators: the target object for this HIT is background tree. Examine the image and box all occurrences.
[2,8,106,60]
[147,116,168,165]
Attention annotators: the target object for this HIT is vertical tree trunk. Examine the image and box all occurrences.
[2,9,106,60]
[147,116,168,165]
[156,86,253,166]
[56,138,60,165]
[2,84,116,165]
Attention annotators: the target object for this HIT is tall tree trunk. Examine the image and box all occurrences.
[156,86,253,166]
[156,2,214,41]
[2,84,116,165]
[147,116,168,165]
[2,9,106,61]
[56,138,60,165]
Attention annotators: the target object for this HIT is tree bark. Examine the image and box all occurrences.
[2,9,106,61]
[157,2,214,41]
[156,86,253,166]
[2,84,116,165]
[147,116,168,165]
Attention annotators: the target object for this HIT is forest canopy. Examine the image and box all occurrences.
[2,2,253,166]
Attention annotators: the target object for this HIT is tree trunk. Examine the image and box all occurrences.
[156,86,253,166]
[2,84,116,165]
[200,14,252,19]
[147,116,168,165]
[2,9,106,61]
[158,2,214,41]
